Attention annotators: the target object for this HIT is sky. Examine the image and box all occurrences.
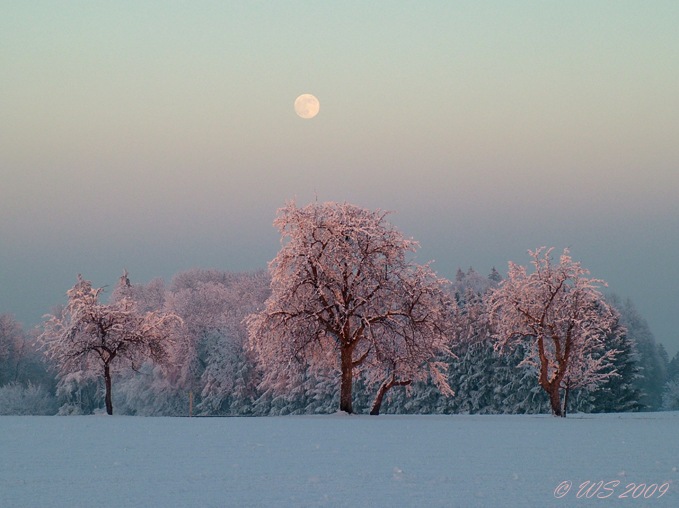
[1,1,678,356]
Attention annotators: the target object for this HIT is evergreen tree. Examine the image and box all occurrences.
[378,341,549,415]
[609,295,668,410]
[662,380,679,411]
[488,267,502,284]
[661,351,679,411]
[587,323,643,413]
[667,351,679,383]
[455,268,465,283]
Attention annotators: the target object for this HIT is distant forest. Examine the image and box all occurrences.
[2,266,678,416]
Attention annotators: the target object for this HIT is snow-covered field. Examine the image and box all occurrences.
[1,412,677,508]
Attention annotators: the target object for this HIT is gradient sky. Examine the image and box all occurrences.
[1,1,678,356]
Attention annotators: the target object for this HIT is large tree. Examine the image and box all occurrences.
[248,201,453,414]
[488,248,619,417]
[41,274,180,415]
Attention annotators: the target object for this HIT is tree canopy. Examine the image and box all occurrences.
[248,201,454,414]
[40,274,180,415]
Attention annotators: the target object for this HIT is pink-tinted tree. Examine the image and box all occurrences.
[40,274,181,415]
[166,269,270,414]
[247,201,453,414]
[488,248,619,417]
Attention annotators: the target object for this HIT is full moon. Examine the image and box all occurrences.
[294,94,320,119]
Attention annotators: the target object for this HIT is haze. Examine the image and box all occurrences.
[1,1,677,355]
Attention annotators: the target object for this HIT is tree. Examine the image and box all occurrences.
[661,351,679,411]
[0,314,25,385]
[662,380,679,411]
[247,201,453,414]
[488,248,619,417]
[586,319,643,413]
[488,267,503,284]
[164,269,269,415]
[40,274,180,415]
[610,295,668,410]
[668,351,679,384]
[453,267,490,297]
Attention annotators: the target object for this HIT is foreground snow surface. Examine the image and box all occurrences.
[1,413,678,508]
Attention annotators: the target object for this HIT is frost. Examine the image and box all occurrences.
[40,273,181,415]
[247,201,455,414]
[488,248,620,417]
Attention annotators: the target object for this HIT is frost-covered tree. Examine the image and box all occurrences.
[360,274,547,416]
[0,315,57,414]
[488,248,619,417]
[661,351,679,411]
[164,269,269,415]
[161,274,231,395]
[112,272,168,315]
[453,267,490,297]
[0,314,55,396]
[195,273,269,415]
[248,201,453,414]
[102,269,270,417]
[608,295,668,410]
[667,351,679,384]
[488,267,503,284]
[662,380,679,411]
[40,274,180,415]
[0,382,58,415]
[585,322,643,413]
[369,339,550,416]
[0,314,25,385]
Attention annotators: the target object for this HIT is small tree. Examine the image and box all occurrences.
[41,274,180,415]
[488,248,619,417]
[248,201,453,414]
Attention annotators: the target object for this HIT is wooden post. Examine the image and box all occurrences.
[189,392,193,418]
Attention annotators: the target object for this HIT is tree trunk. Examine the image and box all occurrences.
[339,345,354,414]
[370,376,411,415]
[562,378,571,418]
[370,378,391,415]
[547,384,563,417]
[104,363,113,415]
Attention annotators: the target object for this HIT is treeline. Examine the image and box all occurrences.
[1,266,677,415]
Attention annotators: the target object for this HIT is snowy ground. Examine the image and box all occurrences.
[1,412,678,508]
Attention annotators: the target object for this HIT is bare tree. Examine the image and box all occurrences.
[247,201,453,414]
[40,274,181,415]
[488,248,619,417]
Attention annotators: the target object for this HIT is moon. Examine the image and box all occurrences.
[294,94,320,119]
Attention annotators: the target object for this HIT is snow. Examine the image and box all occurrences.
[1,412,678,507]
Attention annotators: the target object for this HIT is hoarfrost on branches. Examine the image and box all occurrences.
[488,248,619,417]
[165,269,269,415]
[40,273,181,415]
[662,380,679,411]
[247,200,454,414]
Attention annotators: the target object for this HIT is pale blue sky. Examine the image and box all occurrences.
[1,1,678,355]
